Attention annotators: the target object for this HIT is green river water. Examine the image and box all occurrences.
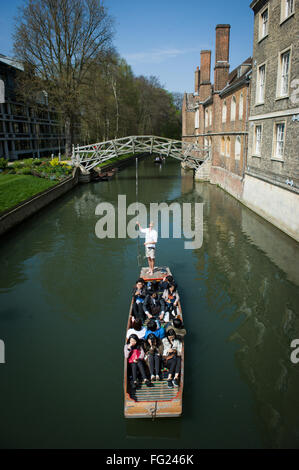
[0,157,298,449]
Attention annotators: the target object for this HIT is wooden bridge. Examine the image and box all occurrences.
[71,135,210,172]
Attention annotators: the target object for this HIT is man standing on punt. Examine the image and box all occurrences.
[137,221,158,275]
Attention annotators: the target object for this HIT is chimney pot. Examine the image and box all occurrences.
[214,24,230,91]
[200,50,211,85]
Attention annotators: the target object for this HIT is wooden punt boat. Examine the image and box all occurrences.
[124,266,184,419]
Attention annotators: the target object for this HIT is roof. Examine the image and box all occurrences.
[228,57,252,83]
[0,54,24,72]
[250,0,268,11]
[220,57,252,96]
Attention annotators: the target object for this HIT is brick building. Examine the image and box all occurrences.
[182,2,299,242]
[0,54,65,161]
[182,25,252,198]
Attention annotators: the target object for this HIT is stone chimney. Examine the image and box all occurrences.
[214,24,230,92]
[199,50,212,101]
[194,66,200,94]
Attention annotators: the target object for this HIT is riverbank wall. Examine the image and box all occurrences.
[195,164,299,243]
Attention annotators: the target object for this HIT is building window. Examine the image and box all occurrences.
[256,64,266,104]
[221,137,225,155]
[239,93,244,120]
[209,108,212,126]
[222,101,227,123]
[286,0,294,15]
[259,7,269,40]
[273,122,286,159]
[226,137,231,157]
[235,136,241,160]
[205,109,209,127]
[231,96,236,121]
[195,109,199,129]
[281,0,295,22]
[254,125,262,156]
[277,49,291,97]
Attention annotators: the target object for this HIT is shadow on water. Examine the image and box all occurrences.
[125,418,182,441]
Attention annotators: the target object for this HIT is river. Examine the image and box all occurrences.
[0,157,298,449]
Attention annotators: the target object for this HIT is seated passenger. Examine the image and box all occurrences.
[162,329,182,388]
[144,333,164,381]
[162,283,180,322]
[144,318,165,340]
[124,334,152,388]
[126,318,146,339]
[158,275,177,294]
[132,279,147,322]
[143,291,165,321]
[165,318,186,341]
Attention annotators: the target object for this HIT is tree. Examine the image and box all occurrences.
[172,92,184,112]
[13,0,114,156]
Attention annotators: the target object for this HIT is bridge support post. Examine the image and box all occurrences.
[112,140,119,158]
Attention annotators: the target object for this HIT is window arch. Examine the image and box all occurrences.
[235,136,241,160]
[239,93,244,120]
[226,137,231,157]
[195,109,199,129]
[231,96,236,121]
[222,101,227,123]
[205,108,209,127]
[221,137,225,155]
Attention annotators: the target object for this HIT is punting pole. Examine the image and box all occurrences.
[136,156,143,266]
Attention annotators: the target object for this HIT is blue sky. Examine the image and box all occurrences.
[0,0,254,93]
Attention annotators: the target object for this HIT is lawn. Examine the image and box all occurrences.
[0,174,58,214]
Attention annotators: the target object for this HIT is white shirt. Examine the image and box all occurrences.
[140,227,158,248]
[162,337,182,356]
[126,327,146,339]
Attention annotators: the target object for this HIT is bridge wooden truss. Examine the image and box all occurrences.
[71,135,210,172]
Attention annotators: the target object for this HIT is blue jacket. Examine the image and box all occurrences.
[144,326,165,340]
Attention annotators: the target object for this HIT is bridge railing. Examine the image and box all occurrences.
[72,135,210,171]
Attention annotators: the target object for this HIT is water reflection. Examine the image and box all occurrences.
[194,182,299,448]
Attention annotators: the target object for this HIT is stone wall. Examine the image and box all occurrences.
[242,172,299,241]
[247,0,299,192]
[195,166,299,242]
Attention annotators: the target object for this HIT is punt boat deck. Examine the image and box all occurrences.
[124,266,184,419]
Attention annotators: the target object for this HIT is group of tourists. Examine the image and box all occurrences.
[124,274,186,390]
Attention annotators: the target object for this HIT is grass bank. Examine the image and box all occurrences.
[0,174,58,214]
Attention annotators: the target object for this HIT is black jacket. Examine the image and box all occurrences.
[143,294,165,315]
[132,286,147,302]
